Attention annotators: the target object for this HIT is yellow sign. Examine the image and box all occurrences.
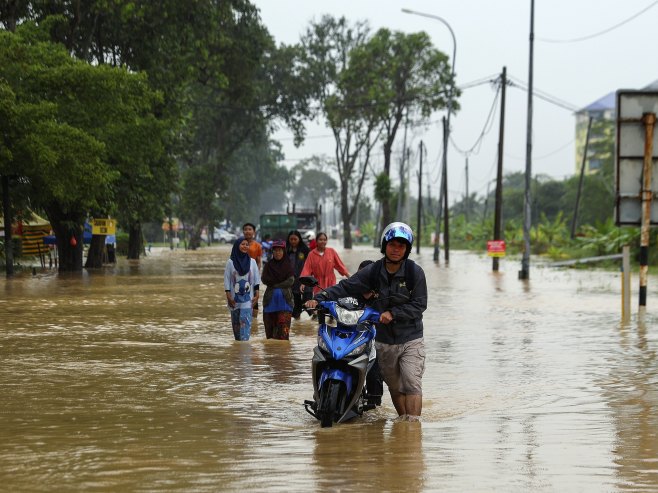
[92,218,117,235]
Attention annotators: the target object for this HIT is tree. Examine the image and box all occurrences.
[290,157,337,210]
[17,1,310,256]
[300,15,382,248]
[347,28,457,231]
[0,23,166,271]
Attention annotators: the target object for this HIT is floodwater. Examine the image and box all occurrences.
[1,244,657,492]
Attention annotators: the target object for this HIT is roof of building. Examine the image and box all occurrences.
[578,79,658,113]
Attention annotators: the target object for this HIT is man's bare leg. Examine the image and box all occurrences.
[390,391,406,416]
[405,394,422,417]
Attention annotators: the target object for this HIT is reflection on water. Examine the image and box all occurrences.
[1,246,657,492]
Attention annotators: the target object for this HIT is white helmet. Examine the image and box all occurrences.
[380,222,414,259]
[303,231,316,241]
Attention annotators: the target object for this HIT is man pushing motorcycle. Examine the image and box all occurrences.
[305,222,428,421]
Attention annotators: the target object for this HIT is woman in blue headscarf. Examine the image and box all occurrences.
[224,237,260,341]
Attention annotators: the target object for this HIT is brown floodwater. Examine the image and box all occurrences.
[1,244,657,492]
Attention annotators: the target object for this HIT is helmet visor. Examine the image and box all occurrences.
[383,226,413,244]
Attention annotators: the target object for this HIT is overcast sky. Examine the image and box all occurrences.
[252,0,657,203]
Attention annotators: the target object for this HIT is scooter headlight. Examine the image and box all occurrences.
[335,307,364,326]
[317,335,329,352]
[346,343,367,357]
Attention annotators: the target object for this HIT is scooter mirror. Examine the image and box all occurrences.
[299,276,319,287]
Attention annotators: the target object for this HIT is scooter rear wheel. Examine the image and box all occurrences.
[320,380,341,428]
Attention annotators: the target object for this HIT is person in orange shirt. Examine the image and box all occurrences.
[242,223,263,319]
[299,232,350,296]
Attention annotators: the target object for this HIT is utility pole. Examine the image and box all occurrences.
[519,0,535,280]
[464,155,469,222]
[416,141,424,254]
[571,116,593,238]
[493,67,507,272]
[443,117,450,263]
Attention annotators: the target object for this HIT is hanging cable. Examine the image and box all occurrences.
[505,137,575,161]
[451,78,502,156]
[537,1,658,43]
[507,75,580,112]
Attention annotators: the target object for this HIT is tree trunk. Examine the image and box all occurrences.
[51,221,84,272]
[188,230,201,250]
[127,221,142,260]
[85,235,106,268]
[380,132,395,230]
[341,187,352,249]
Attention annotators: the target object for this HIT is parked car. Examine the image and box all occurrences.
[215,228,237,244]
[200,228,237,244]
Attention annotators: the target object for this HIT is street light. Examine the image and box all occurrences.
[519,0,534,280]
[401,8,456,262]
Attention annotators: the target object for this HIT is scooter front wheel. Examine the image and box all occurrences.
[319,380,341,428]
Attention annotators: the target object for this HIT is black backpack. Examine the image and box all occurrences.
[368,258,417,294]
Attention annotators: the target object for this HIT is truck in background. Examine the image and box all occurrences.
[259,203,321,243]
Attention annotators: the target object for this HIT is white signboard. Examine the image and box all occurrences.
[616,90,658,225]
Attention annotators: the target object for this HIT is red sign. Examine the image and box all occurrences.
[487,240,506,257]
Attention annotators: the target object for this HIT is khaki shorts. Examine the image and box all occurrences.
[375,338,425,395]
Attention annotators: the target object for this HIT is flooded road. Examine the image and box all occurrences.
[1,244,657,492]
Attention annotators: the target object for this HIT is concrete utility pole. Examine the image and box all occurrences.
[493,67,507,272]
[519,0,535,280]
[464,156,469,222]
[416,141,424,254]
[443,116,450,263]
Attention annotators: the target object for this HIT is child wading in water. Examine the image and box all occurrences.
[261,240,295,339]
[224,237,260,341]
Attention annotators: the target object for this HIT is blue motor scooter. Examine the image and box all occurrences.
[300,276,381,427]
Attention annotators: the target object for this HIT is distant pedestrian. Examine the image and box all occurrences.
[261,240,295,340]
[224,237,260,341]
[261,234,273,264]
[286,230,310,320]
[300,232,349,296]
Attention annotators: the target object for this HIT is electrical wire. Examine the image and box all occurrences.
[537,1,658,44]
[505,137,574,161]
[507,75,580,112]
[450,79,502,156]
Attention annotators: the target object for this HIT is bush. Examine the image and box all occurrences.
[115,232,129,256]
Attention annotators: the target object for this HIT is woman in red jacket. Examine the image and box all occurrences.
[300,232,350,295]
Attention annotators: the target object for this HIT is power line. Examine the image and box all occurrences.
[450,78,502,156]
[537,1,658,44]
[505,137,574,161]
[507,75,580,112]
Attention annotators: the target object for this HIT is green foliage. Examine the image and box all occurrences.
[115,232,130,256]
[290,158,337,209]
[374,172,392,203]
[346,27,457,228]
[576,219,639,257]
[1,21,172,268]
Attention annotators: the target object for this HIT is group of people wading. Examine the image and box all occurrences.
[224,223,348,342]
[223,221,428,421]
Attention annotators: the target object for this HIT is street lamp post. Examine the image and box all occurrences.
[519,0,535,280]
[401,8,456,262]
